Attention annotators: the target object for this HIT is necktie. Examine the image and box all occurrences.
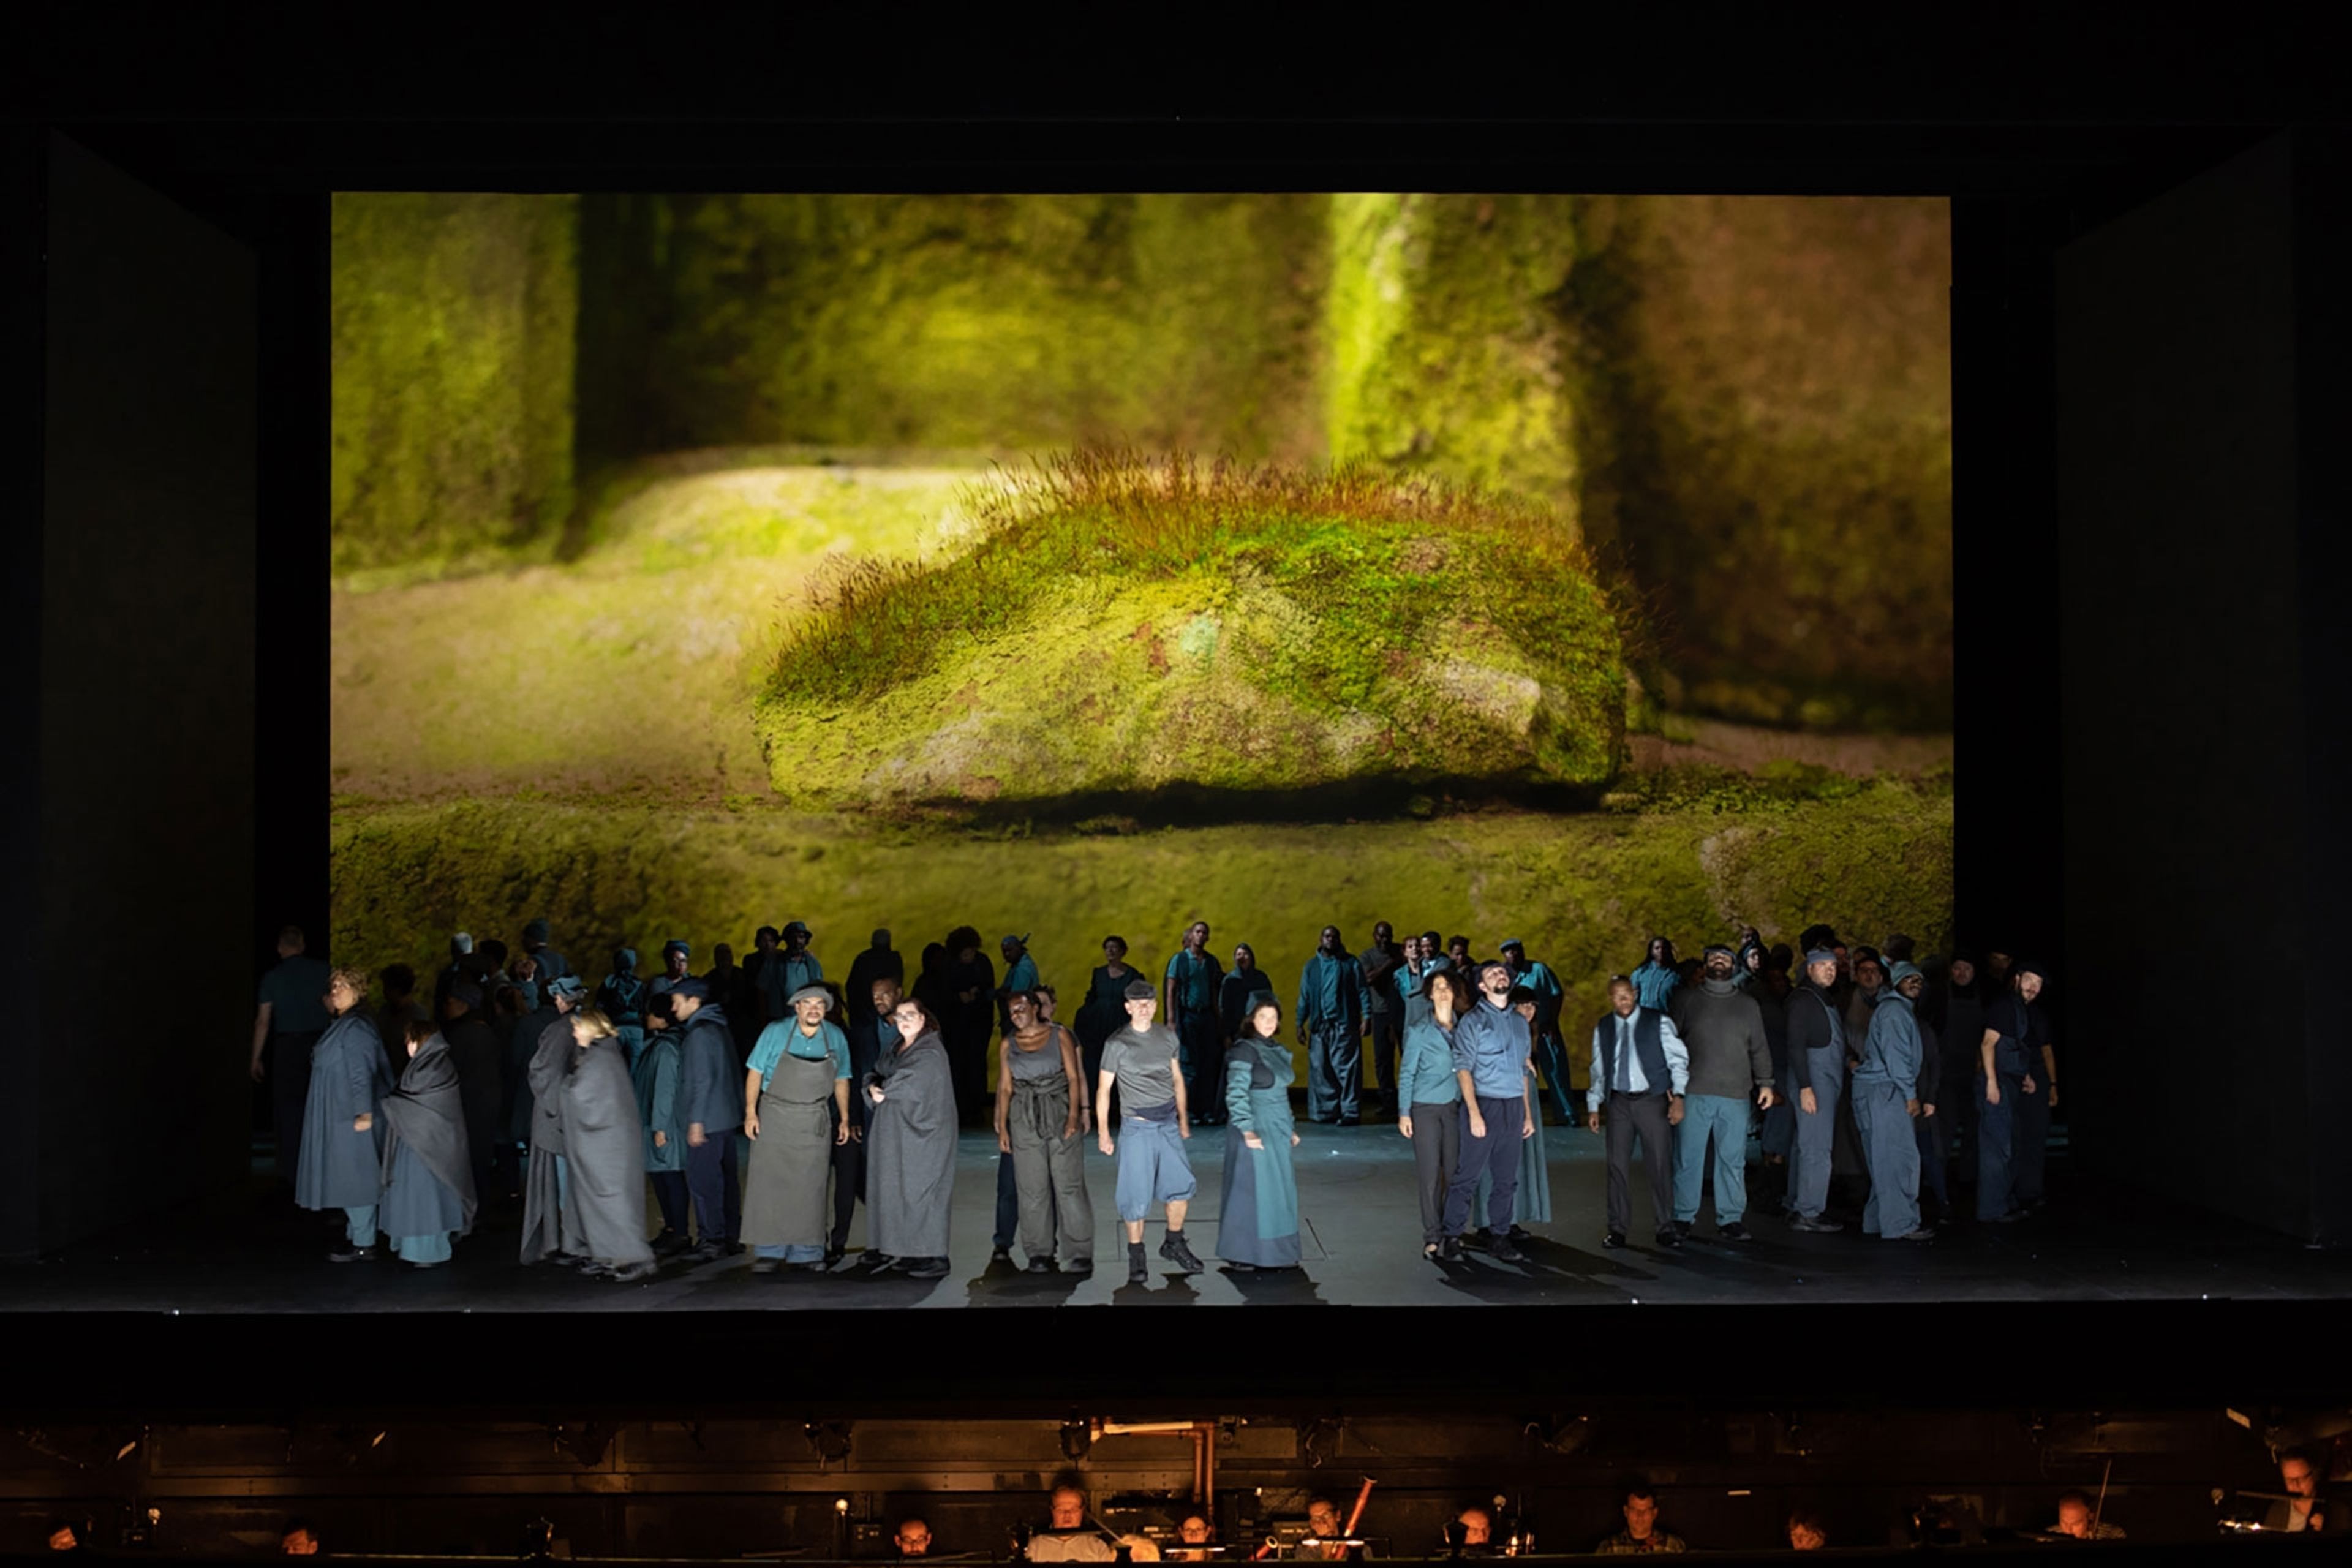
[1618,1017,1632,1091]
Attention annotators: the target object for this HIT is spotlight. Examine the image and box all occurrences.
[835,1498,851,1515]
[1061,1420,1093,1461]
[805,1422,853,1463]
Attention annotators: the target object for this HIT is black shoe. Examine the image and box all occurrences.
[1336,1115,1361,1127]
[1063,1257,1093,1275]
[750,1259,780,1275]
[652,1231,692,1258]
[990,1245,1012,1264]
[1654,1228,1684,1250]
[1898,1227,1937,1243]
[824,1248,845,1268]
[1602,1230,1627,1250]
[1437,1236,1465,1262]
[1025,1257,1052,1274]
[685,1240,726,1264]
[1790,1215,1843,1233]
[1490,1239,1527,1264]
[1128,1246,1149,1284]
[1506,1224,1533,1242]
[905,1257,949,1280]
[326,1245,375,1264]
[1717,1222,1753,1242]
[1160,1233,1205,1273]
[608,1259,658,1283]
[1671,1219,1694,1237]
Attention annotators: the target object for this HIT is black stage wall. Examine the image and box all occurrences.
[2057,134,2346,1243]
[21,135,258,1256]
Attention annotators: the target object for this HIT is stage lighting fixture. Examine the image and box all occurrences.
[1061,1420,1093,1461]
[806,1422,853,1463]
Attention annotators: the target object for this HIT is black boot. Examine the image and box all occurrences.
[1160,1231,1205,1273]
[1127,1242,1149,1284]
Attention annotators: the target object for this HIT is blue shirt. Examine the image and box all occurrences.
[1630,960,1680,1013]
[747,1018,850,1085]
[1585,1008,1691,1111]
[1395,1017,1463,1110]
[1449,1000,1530,1099]
[1853,989,1923,1096]
[1003,953,1039,996]
[1165,948,1218,1012]
[1296,951,1363,1030]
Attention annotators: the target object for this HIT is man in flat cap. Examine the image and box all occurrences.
[742,984,852,1272]
[1783,946,1847,1232]
[1097,977,1200,1283]
[1667,943,1776,1241]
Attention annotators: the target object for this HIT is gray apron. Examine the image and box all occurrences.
[741,1046,835,1248]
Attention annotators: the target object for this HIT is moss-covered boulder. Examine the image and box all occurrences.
[752,456,1625,810]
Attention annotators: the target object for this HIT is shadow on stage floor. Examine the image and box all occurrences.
[3,1123,2348,1314]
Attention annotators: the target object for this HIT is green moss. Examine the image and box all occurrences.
[331,194,578,576]
[332,780,1951,1087]
[1322,193,1582,528]
[753,455,1624,807]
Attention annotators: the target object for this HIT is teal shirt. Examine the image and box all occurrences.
[1166,948,1217,1012]
[1003,954,1039,995]
[747,1019,850,1085]
[1396,1016,1464,1110]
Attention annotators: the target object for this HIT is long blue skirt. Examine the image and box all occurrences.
[1218,1124,1301,1267]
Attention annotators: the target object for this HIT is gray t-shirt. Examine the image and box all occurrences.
[1099,1023,1182,1110]
[1007,1025,1074,1085]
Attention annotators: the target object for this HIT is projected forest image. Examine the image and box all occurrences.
[330,192,1953,1073]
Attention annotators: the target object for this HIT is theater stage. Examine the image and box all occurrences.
[3,1121,2345,1316]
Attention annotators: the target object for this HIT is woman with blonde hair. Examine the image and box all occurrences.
[295,966,394,1263]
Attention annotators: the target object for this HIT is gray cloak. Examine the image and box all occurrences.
[518,1017,575,1262]
[380,1029,478,1238]
[293,1014,391,1211]
[559,1035,655,1265]
[862,1028,955,1259]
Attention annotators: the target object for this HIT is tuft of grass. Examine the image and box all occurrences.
[769,448,1609,710]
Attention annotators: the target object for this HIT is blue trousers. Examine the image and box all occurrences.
[342,1204,377,1249]
[1976,1072,2021,1219]
[1306,1020,1360,1121]
[1787,1065,1841,1219]
[1440,1096,1523,1237]
[1114,1115,1196,1222]
[1672,1092,1752,1224]
[993,1148,1019,1249]
[1852,1080,1921,1237]
[650,1170,689,1236]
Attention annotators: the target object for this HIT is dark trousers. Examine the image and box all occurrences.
[1306,1020,1361,1121]
[685,1134,740,1243]
[829,1125,863,1253]
[1975,1072,2021,1219]
[1940,1060,1977,1180]
[1441,1095,1523,1237]
[650,1170,690,1236]
[1604,1089,1675,1237]
[1533,1030,1577,1122]
[1367,1011,1401,1107]
[993,1148,1018,1249]
[1409,1099,1463,1245]
[1914,1107,1948,1212]
[2014,1075,2051,1204]
[1177,1007,1222,1121]
[270,1030,319,1188]
[945,1023,990,1124]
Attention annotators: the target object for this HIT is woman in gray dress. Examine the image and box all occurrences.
[996,990,1095,1273]
[379,1018,477,1268]
[862,997,957,1280]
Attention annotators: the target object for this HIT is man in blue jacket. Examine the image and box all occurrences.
[1853,960,1935,1242]
[1297,925,1368,1125]
[669,978,742,1261]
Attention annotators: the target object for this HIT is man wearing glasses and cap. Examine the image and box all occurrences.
[1667,943,1777,1241]
[742,983,852,1273]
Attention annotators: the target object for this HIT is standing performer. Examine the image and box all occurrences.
[864,997,957,1279]
[595,948,649,1069]
[1219,998,1302,1271]
[1476,987,1551,1242]
[632,1000,691,1255]
[1358,922,1405,1120]
[1784,948,1849,1232]
[1586,976,1689,1250]
[1853,960,1934,1242]
[1631,936,1681,1013]
[1076,937,1140,1088]
[559,1008,657,1281]
[996,934,1040,1031]
[836,976,902,1259]
[1162,921,1224,1125]
[251,925,333,1193]
[1975,959,2050,1223]
[742,985,851,1273]
[518,975,587,1265]
[1668,944,1777,1242]
[295,967,393,1262]
[940,926,998,1124]
[1398,968,1469,1259]
[379,1019,477,1269]
[1297,925,1367,1125]
[997,990,1095,1273]
[439,979,503,1210]
[1436,960,1533,1263]
[1098,978,1202,1283]
[1501,939,1572,1123]
[845,930,904,1022]
[1218,943,1277,1051]
[671,978,742,1261]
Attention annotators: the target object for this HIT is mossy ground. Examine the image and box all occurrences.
[332,777,1951,1092]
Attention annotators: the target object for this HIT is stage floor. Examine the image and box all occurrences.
[5,1123,2346,1313]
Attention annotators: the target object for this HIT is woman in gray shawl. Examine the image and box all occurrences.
[295,966,393,1263]
[560,1008,658,1283]
[862,997,956,1280]
[379,1018,477,1269]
